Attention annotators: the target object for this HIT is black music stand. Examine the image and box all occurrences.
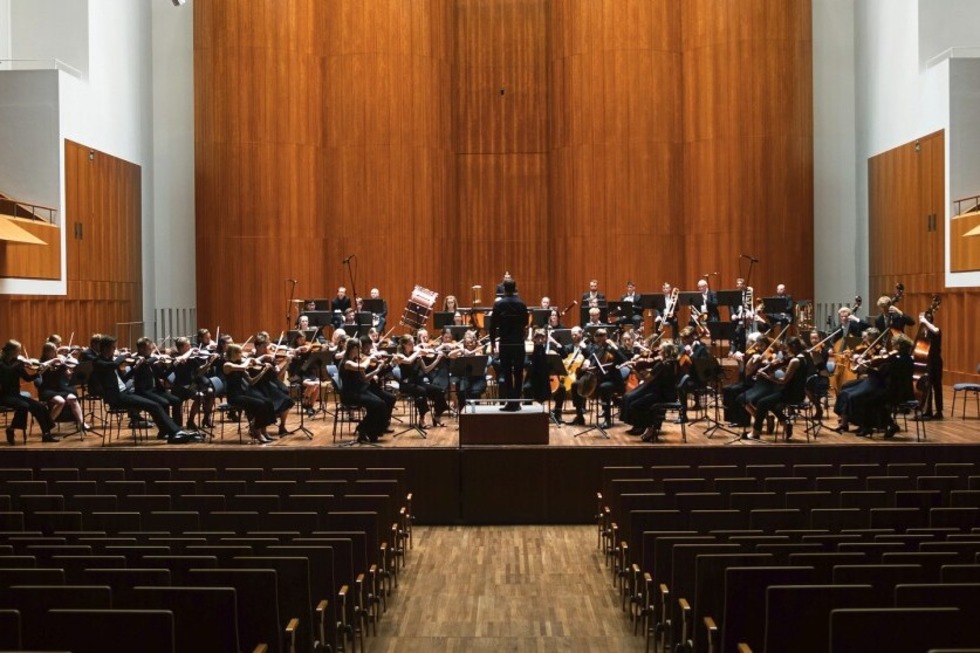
[579,306,608,326]
[304,350,334,420]
[447,325,470,341]
[716,290,743,319]
[763,296,794,328]
[707,321,735,346]
[642,293,666,313]
[360,298,384,314]
[300,311,333,328]
[433,311,455,329]
[530,309,550,328]
[549,328,573,348]
[607,301,634,324]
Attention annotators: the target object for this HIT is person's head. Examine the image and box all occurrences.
[136,337,153,356]
[444,295,458,311]
[659,341,678,360]
[786,336,805,355]
[355,297,364,310]
[305,299,316,310]
[838,306,852,321]
[197,328,212,346]
[462,330,478,348]
[876,296,892,312]
[47,334,63,346]
[548,309,560,326]
[697,279,708,293]
[343,308,356,323]
[621,331,635,347]
[417,328,430,343]
[254,333,270,352]
[218,334,233,353]
[453,311,464,325]
[862,327,880,343]
[735,278,745,290]
[359,335,372,351]
[679,326,696,344]
[533,329,546,345]
[40,341,58,361]
[923,310,934,323]
[332,328,347,346]
[370,288,380,299]
[98,335,117,358]
[89,333,102,350]
[571,326,584,343]
[540,296,551,309]
[588,298,599,308]
[589,279,599,292]
[337,286,347,299]
[626,281,636,294]
[589,307,601,322]
[298,315,310,329]
[175,337,191,354]
[893,334,913,355]
[343,338,361,361]
[293,331,307,347]
[399,334,415,354]
[776,284,787,296]
[368,328,379,341]
[226,343,244,363]
[503,279,516,295]
[662,282,672,294]
[502,271,513,283]
[809,330,821,345]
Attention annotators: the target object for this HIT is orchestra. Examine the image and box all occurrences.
[1,276,943,446]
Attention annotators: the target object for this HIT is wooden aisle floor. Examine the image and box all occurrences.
[369,525,640,652]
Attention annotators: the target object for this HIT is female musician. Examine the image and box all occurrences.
[806,329,831,421]
[252,334,295,436]
[522,329,551,403]
[917,310,943,420]
[1,340,58,444]
[287,331,322,416]
[170,336,217,430]
[443,295,459,313]
[340,339,391,442]
[420,328,454,415]
[723,332,767,428]
[454,330,489,408]
[393,334,449,428]
[37,341,87,433]
[547,309,563,330]
[223,343,276,444]
[748,336,808,440]
[621,341,678,440]
[837,335,914,437]
[452,311,466,326]
[833,327,885,433]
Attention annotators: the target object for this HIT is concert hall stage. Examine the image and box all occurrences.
[3,406,979,524]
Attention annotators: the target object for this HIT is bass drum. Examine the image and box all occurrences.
[578,370,598,398]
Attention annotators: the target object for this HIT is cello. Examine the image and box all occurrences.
[912,294,941,407]
[829,295,862,393]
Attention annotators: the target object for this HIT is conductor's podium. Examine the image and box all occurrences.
[459,400,550,445]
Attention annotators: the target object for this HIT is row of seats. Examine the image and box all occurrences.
[596,462,980,653]
[0,465,413,653]
[0,465,404,482]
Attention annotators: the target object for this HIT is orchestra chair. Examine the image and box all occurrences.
[890,375,930,441]
[102,399,149,446]
[951,363,980,419]
[0,400,36,444]
[213,401,245,444]
[650,401,688,443]
[328,372,365,443]
[71,360,107,432]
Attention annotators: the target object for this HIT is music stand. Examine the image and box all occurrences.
[300,311,333,328]
[716,290,743,317]
[360,298,384,314]
[311,299,331,310]
[433,312,455,329]
[447,325,470,342]
[642,294,666,313]
[580,306,608,326]
[530,309,550,328]
[549,328,573,348]
[607,301,634,323]
[450,355,489,411]
[707,321,735,345]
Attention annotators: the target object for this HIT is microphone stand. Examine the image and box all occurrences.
[286,279,298,331]
[342,256,359,308]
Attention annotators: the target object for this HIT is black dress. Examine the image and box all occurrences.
[226,367,276,430]
[339,364,388,440]
[0,359,55,434]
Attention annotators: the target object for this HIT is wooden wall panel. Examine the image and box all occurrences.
[0,220,61,279]
[196,0,454,338]
[0,140,142,352]
[869,130,979,384]
[681,0,813,301]
[550,0,683,310]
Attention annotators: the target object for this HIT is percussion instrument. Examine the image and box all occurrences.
[400,285,439,331]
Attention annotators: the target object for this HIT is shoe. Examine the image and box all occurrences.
[385,427,395,433]
[6,427,14,445]
[933,413,944,420]
[157,431,169,440]
[626,426,645,436]
[305,406,316,417]
[813,408,824,421]
[854,427,871,438]
[766,415,775,434]
[640,428,658,442]
[783,421,794,441]
[884,423,899,439]
[432,419,445,428]
[570,415,586,426]
[598,420,612,430]
[278,425,288,435]
[551,412,564,424]
[202,420,215,429]
[42,433,60,443]
[356,434,370,444]
[81,423,92,432]
[833,423,849,433]
[129,418,152,429]
[747,431,760,440]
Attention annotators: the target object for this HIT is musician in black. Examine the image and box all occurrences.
[556,326,589,425]
[582,328,625,428]
[1,340,57,444]
[368,287,388,332]
[676,326,711,423]
[523,329,551,404]
[91,335,192,443]
[252,333,295,436]
[223,343,276,444]
[765,283,795,329]
[581,279,607,306]
[127,337,182,436]
[917,310,943,420]
[728,277,749,354]
[693,278,720,323]
[491,279,529,411]
[873,295,914,336]
[37,341,87,432]
[621,341,679,440]
[832,306,870,343]
[654,282,679,337]
[330,286,352,328]
[393,334,449,427]
[495,271,514,295]
[340,339,390,442]
[748,336,808,440]
[619,281,643,330]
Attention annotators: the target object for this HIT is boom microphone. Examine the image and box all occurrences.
[342,255,355,264]
[740,254,759,263]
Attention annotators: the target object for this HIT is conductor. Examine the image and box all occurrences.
[491,278,529,411]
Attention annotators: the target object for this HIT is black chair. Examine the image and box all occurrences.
[0,608,20,649]
[764,584,878,653]
[720,565,816,653]
[45,608,176,653]
[131,586,240,653]
[829,607,971,653]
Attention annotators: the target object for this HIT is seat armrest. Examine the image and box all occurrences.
[285,618,299,653]
[315,599,328,647]
[679,597,691,643]
[704,616,718,653]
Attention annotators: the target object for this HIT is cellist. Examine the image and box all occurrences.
[916,310,943,420]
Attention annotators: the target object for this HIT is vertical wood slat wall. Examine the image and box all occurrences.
[0,140,142,352]
[195,0,813,341]
[869,131,980,385]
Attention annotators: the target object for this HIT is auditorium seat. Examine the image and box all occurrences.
[828,607,969,653]
[46,608,176,653]
[131,586,240,653]
[1,584,113,649]
[720,565,815,653]
[186,568,284,653]
[0,608,20,649]
[763,584,879,653]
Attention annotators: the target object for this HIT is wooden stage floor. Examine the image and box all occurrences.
[16,386,980,450]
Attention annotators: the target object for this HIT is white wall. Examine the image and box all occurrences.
[150,0,195,314]
[0,0,11,62]
[919,0,980,65]
[0,71,60,207]
[948,57,980,286]
[812,0,858,314]
[10,0,88,76]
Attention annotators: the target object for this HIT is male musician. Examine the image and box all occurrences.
[304,299,317,312]
[917,310,943,420]
[491,279,529,411]
[582,279,607,306]
[557,326,589,424]
[540,296,552,310]
[585,307,604,327]
[873,295,914,335]
[692,278,720,323]
[128,337,182,435]
[832,306,870,343]
[369,287,388,332]
[330,286,352,328]
[676,326,712,423]
[728,277,750,354]
[765,283,795,329]
[619,281,644,330]
[582,328,625,428]
[654,282,679,337]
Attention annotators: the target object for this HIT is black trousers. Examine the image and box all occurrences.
[228,390,276,430]
[110,392,181,436]
[1,394,55,433]
[137,388,183,426]
[497,344,525,402]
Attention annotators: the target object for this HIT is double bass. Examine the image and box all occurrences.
[829,295,862,393]
[912,294,941,407]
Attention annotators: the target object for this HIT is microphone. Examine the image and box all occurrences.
[702,272,719,277]
[740,254,759,262]
[342,255,355,264]
[288,279,298,284]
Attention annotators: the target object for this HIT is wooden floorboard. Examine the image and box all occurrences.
[369,525,640,652]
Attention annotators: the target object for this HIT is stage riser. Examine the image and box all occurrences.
[2,445,979,525]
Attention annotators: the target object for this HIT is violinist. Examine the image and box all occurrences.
[748,336,808,440]
[806,329,831,421]
[1,340,58,444]
[917,310,943,420]
[393,334,449,428]
[91,335,194,443]
[170,337,217,430]
[454,330,489,408]
[223,342,276,444]
[555,326,588,425]
[340,339,391,443]
[621,341,679,441]
[873,295,913,337]
[252,333,295,437]
[723,332,767,428]
[37,342,88,434]
[582,328,625,429]
[676,326,710,424]
[204,334,234,407]
[522,328,551,404]
[287,330,322,417]
[421,328,453,407]
[128,337,182,436]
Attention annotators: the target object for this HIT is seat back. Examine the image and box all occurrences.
[764,584,877,653]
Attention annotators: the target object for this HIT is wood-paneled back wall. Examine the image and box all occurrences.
[870,130,980,384]
[0,140,142,351]
[195,0,813,339]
